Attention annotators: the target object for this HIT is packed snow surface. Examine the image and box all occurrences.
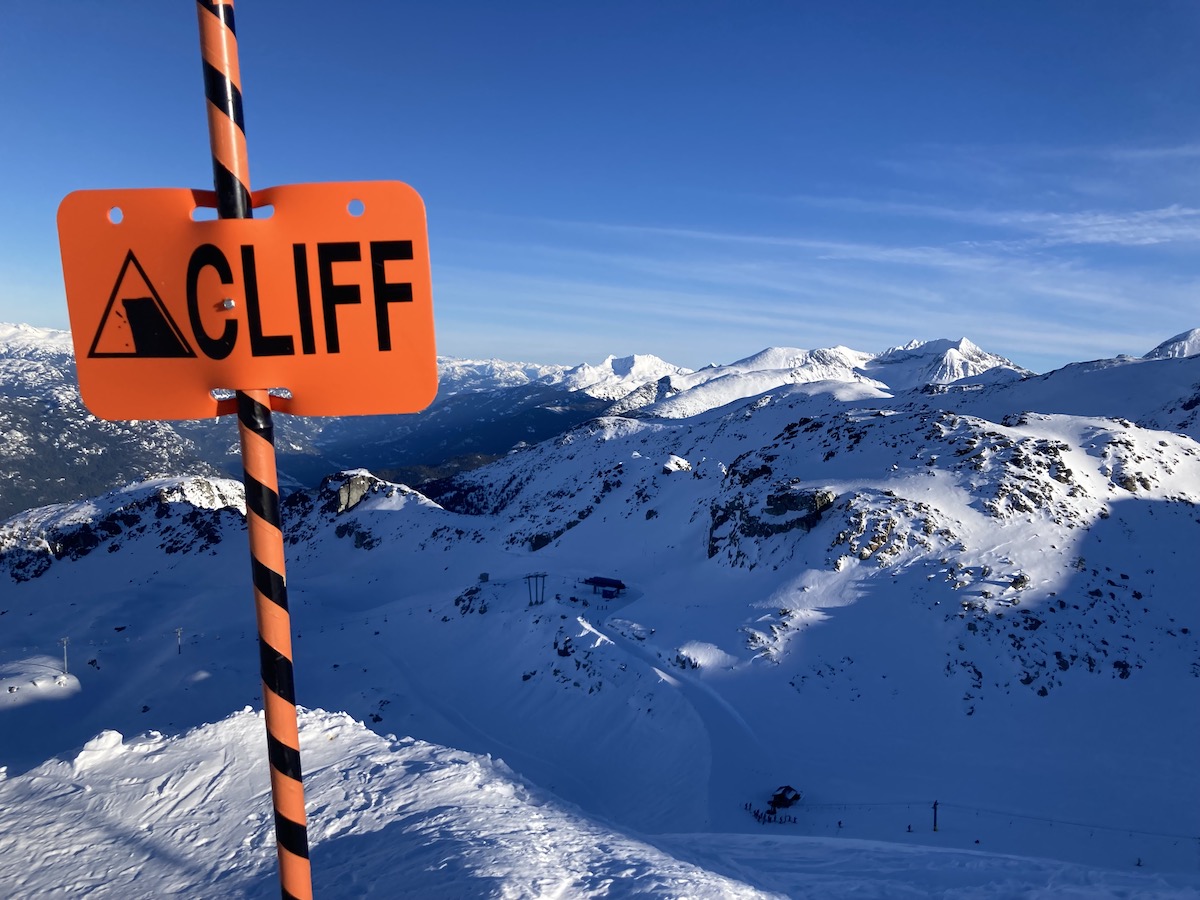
[1,709,1195,898]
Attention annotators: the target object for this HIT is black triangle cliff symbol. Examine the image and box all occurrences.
[88,251,196,359]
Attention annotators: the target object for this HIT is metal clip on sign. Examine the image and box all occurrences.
[55,3,438,897]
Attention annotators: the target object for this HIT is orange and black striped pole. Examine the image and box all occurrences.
[196,3,312,898]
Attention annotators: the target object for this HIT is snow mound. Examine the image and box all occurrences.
[72,729,126,772]
[0,709,771,898]
[0,656,81,709]
[663,454,692,473]
[677,641,738,669]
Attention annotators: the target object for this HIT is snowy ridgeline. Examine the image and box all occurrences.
[4,321,1200,522]
[0,708,1196,900]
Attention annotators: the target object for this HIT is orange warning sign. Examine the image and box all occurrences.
[57,182,437,420]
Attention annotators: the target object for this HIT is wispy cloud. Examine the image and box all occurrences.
[870,139,1200,209]
[1011,206,1200,247]
[433,205,1200,372]
[787,195,1200,248]
[1056,142,1200,165]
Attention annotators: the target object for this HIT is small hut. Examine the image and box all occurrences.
[769,785,802,812]
[582,576,626,599]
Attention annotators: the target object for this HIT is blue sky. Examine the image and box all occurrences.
[6,1,1200,372]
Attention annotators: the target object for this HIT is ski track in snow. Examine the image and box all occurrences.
[591,614,780,832]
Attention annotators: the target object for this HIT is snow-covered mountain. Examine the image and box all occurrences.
[2,327,1200,896]
[0,330,617,518]
[860,336,1028,389]
[436,355,571,394]
[0,327,1028,519]
[607,346,876,419]
[438,353,689,399]
[606,338,1028,420]
[548,353,693,400]
[0,324,225,520]
[1145,327,1200,361]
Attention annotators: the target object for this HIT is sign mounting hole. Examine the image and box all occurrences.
[348,199,365,217]
[108,207,124,224]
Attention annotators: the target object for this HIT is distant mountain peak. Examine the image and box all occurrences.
[0,322,73,357]
[1145,328,1200,360]
[549,354,693,401]
[875,336,980,360]
[435,356,571,395]
[864,336,1027,391]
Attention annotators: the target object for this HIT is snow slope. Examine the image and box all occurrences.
[4,708,1193,899]
[917,352,1200,442]
[3,328,1200,896]
[0,709,768,898]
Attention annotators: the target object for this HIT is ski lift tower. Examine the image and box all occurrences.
[524,572,547,606]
